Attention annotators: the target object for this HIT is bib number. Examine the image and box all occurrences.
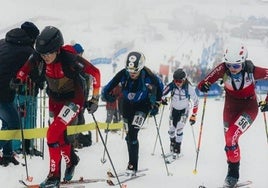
[132,113,145,129]
[58,103,79,124]
[234,115,250,132]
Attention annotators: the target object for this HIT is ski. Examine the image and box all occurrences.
[218,180,252,188]
[198,180,252,188]
[107,168,149,178]
[106,173,146,186]
[161,152,174,158]
[19,177,107,188]
[165,153,183,164]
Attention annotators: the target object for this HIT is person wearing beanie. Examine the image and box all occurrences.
[0,22,42,166]
[11,22,43,157]
[72,43,84,56]
[21,21,40,41]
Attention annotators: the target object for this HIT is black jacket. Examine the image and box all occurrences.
[0,28,34,102]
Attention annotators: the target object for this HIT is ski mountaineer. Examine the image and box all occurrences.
[101,51,163,175]
[197,43,268,188]
[161,68,199,159]
[13,26,101,188]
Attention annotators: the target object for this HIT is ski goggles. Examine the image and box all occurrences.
[225,63,242,69]
[40,51,56,57]
[174,78,185,84]
[126,67,140,74]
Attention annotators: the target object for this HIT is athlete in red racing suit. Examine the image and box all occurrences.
[16,26,101,187]
[198,44,268,187]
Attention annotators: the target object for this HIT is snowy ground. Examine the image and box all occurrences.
[1,0,268,187]
[2,97,268,188]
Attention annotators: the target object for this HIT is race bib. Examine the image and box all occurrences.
[132,113,145,129]
[234,115,251,132]
[58,103,79,124]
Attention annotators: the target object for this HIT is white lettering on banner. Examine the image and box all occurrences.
[132,114,145,128]
[234,115,250,132]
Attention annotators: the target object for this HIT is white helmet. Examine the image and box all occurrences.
[223,44,248,64]
[126,51,145,73]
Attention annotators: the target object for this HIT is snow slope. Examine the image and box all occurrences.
[1,0,268,187]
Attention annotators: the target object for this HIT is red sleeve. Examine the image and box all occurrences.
[253,66,268,80]
[80,58,101,96]
[16,60,32,82]
[253,66,268,102]
[197,63,226,90]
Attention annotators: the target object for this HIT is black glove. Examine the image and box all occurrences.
[189,114,196,125]
[150,103,160,116]
[259,101,268,112]
[9,78,23,91]
[86,96,99,114]
[161,97,168,105]
[200,81,211,93]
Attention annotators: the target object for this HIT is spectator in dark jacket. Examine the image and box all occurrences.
[0,21,39,166]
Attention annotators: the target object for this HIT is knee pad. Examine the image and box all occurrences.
[225,144,238,152]
[47,142,60,148]
[168,126,176,137]
[125,135,138,145]
[176,122,185,130]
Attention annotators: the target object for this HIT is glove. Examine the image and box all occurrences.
[86,96,99,114]
[9,78,23,91]
[150,103,160,116]
[161,97,168,105]
[259,101,268,112]
[200,81,211,93]
[189,114,196,125]
[101,92,116,103]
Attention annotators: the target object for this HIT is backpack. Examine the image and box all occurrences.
[48,47,90,100]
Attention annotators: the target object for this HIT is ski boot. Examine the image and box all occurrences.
[223,176,238,188]
[29,148,43,157]
[172,142,181,159]
[126,164,136,177]
[40,173,60,188]
[63,150,80,181]
[223,161,240,188]
[0,155,19,166]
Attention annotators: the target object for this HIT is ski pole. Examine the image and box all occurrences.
[101,122,110,164]
[190,124,197,152]
[258,92,268,144]
[193,93,207,175]
[41,86,46,160]
[153,115,173,176]
[91,114,122,188]
[262,111,268,144]
[16,87,32,182]
[151,105,165,155]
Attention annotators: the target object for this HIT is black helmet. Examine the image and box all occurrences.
[173,68,186,80]
[126,51,145,73]
[35,26,63,54]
